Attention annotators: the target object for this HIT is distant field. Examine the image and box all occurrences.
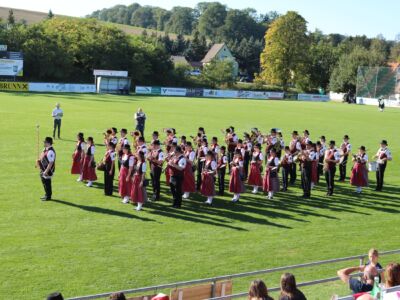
[0,92,399,300]
[0,6,184,39]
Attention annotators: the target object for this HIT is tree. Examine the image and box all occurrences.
[171,34,187,55]
[8,9,15,25]
[48,10,54,19]
[329,46,385,92]
[197,2,227,40]
[258,11,310,91]
[230,37,263,77]
[201,59,236,88]
[389,43,400,63]
[165,7,195,35]
[184,30,208,61]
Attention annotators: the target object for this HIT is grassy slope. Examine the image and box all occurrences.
[0,6,184,40]
[0,92,399,300]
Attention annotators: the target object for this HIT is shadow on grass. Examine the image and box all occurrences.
[50,199,156,222]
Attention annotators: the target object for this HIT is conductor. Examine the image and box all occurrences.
[134,108,146,137]
[52,103,63,139]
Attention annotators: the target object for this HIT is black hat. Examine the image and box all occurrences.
[112,127,118,133]
[329,140,335,146]
[152,140,160,146]
[123,144,131,150]
[343,135,349,140]
[44,137,53,145]
[254,143,261,149]
[172,141,178,146]
[303,130,310,135]
[47,292,64,300]
[271,128,277,133]
[359,146,366,151]
[320,135,326,140]
[292,131,298,135]
[175,146,182,153]
[381,140,388,145]
[198,127,204,132]
[181,135,187,140]
[121,128,127,134]
[152,131,159,136]
[307,140,313,145]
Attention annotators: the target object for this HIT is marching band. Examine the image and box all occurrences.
[37,125,393,209]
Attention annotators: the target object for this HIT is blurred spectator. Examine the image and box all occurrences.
[366,248,384,282]
[279,273,307,300]
[248,279,274,300]
[386,262,400,288]
[109,292,126,300]
[47,292,64,300]
[337,265,377,294]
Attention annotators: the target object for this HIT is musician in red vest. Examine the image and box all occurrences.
[289,131,301,184]
[324,140,341,196]
[168,146,186,208]
[103,142,116,196]
[217,146,228,196]
[339,135,352,181]
[148,140,164,201]
[373,140,392,191]
[37,137,56,201]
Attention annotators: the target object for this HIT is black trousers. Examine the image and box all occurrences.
[40,175,52,199]
[104,168,115,196]
[217,167,226,195]
[243,153,250,180]
[136,125,144,138]
[289,162,297,184]
[318,157,324,175]
[53,119,61,138]
[196,161,204,190]
[281,166,290,191]
[376,163,386,191]
[301,164,311,197]
[227,151,234,172]
[151,166,162,200]
[325,166,336,195]
[170,175,183,207]
[339,156,348,180]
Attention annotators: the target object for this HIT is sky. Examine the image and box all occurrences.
[2,0,400,40]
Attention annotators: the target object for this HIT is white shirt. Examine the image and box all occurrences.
[188,151,196,162]
[108,150,116,161]
[52,108,63,120]
[46,148,56,162]
[232,134,238,143]
[210,161,217,170]
[211,145,220,154]
[110,136,118,145]
[123,154,135,167]
[326,149,341,161]
[137,162,147,173]
[157,151,165,161]
[376,147,392,161]
[87,145,95,155]
[252,152,264,161]
[137,144,148,156]
[281,154,293,164]
[357,153,368,163]
[119,137,129,146]
[268,157,280,166]
[178,156,187,169]
[221,155,228,164]
[309,150,317,161]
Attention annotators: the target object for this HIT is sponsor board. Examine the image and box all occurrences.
[161,87,187,96]
[203,89,238,98]
[135,86,161,95]
[357,97,400,108]
[93,70,128,77]
[0,81,29,91]
[0,59,24,76]
[298,94,330,101]
[186,88,204,97]
[29,83,95,93]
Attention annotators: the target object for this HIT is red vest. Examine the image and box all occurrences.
[171,155,184,176]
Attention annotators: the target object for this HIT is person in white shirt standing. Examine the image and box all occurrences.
[36,137,56,201]
[52,103,63,139]
[134,108,146,137]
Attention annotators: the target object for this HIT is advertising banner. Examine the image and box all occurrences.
[0,59,24,76]
[298,94,330,101]
[186,88,204,97]
[135,86,152,94]
[161,87,187,96]
[93,70,128,77]
[0,81,28,91]
[203,89,238,98]
[29,83,95,93]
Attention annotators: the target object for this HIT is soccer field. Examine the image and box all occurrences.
[0,92,399,300]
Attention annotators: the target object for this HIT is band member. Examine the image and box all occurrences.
[130,130,142,149]
[103,142,116,196]
[151,131,160,144]
[82,137,97,187]
[226,127,238,172]
[210,137,220,158]
[148,140,164,201]
[201,151,218,205]
[310,143,319,188]
[316,140,326,177]
[247,144,263,194]
[182,142,196,199]
[338,135,352,181]
[37,137,56,201]
[217,146,228,196]
[164,142,177,186]
[119,144,134,203]
[243,133,252,180]
[168,146,186,208]
[103,128,113,146]
[299,142,312,198]
[350,146,369,193]
[110,127,118,145]
[280,146,293,192]
[265,128,278,157]
[378,97,385,112]
[198,127,207,141]
[196,138,208,191]
[277,132,284,158]
[131,151,147,211]
[301,130,310,150]
[289,131,302,184]
[324,140,341,196]
[229,149,244,202]
[263,148,280,199]
[374,140,392,191]
[180,136,188,152]
[71,132,85,181]
[117,129,129,170]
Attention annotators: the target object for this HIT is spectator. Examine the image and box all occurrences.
[366,248,384,282]
[109,292,126,300]
[385,262,400,288]
[337,265,378,294]
[279,273,307,300]
[46,292,64,300]
[248,279,274,300]
[134,108,146,137]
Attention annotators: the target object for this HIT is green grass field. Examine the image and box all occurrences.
[0,92,399,300]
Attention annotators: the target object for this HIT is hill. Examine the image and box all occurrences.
[0,6,183,39]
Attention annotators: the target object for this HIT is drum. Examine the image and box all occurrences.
[368,161,377,172]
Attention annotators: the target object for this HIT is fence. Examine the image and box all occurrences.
[338,285,400,300]
[67,249,400,300]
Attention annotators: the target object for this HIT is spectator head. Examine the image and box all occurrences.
[47,292,64,300]
[280,273,298,298]
[363,265,378,283]
[248,279,270,300]
[109,292,126,300]
[137,108,143,113]
[368,248,379,265]
[386,262,400,288]
[55,103,60,109]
